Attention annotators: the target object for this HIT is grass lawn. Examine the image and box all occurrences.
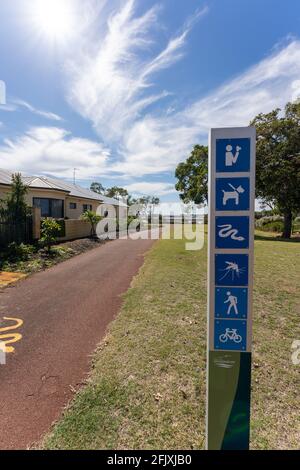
[43,229,300,450]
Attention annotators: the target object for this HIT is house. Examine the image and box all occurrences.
[0,168,127,241]
[0,168,127,218]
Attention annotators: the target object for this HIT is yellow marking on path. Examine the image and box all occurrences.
[0,317,23,353]
[0,272,27,287]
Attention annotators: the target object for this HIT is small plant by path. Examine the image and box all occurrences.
[0,238,106,276]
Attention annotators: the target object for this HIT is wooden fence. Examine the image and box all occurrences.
[0,212,33,248]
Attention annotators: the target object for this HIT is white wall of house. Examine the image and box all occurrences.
[98,203,127,219]
[1,185,103,219]
[26,188,68,206]
[0,185,10,202]
[65,197,101,219]
[0,184,128,244]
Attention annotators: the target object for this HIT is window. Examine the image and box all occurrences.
[33,198,64,218]
[83,204,92,212]
[51,199,64,219]
[69,202,77,210]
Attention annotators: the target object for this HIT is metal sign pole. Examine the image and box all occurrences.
[206,127,256,450]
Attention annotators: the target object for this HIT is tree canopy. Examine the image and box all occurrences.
[175,103,300,238]
[105,186,129,200]
[89,183,161,212]
[1,173,29,221]
[90,182,105,195]
[251,102,300,238]
[175,145,208,205]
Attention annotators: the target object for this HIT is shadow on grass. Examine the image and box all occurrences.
[255,233,300,243]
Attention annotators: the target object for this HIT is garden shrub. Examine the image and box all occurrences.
[255,215,284,233]
[5,242,35,261]
[40,218,62,251]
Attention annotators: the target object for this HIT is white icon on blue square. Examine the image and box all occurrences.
[215,287,248,319]
[214,319,247,351]
[216,138,250,173]
[215,216,250,249]
[215,254,249,286]
[216,177,250,211]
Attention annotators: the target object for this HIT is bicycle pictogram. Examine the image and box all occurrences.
[219,328,242,344]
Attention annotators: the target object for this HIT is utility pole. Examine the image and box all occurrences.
[73,168,78,185]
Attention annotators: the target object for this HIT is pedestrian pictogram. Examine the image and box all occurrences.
[215,287,248,319]
[224,291,239,315]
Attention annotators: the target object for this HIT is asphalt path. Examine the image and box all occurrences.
[0,236,155,449]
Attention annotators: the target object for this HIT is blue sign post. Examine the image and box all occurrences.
[206,127,256,450]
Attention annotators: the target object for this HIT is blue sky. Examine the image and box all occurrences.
[1,0,300,201]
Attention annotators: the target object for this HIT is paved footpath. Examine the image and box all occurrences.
[0,237,155,449]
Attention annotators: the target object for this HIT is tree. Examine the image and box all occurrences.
[105,186,128,201]
[131,196,149,216]
[40,218,62,252]
[251,102,300,238]
[175,145,208,205]
[127,195,137,206]
[149,197,160,216]
[1,173,29,221]
[81,210,102,237]
[90,182,105,195]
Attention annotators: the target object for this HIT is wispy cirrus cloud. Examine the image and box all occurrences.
[0,126,109,179]
[187,40,300,131]
[12,99,63,122]
[1,0,300,191]
[66,0,208,142]
[0,98,63,121]
[65,0,300,178]
[112,40,300,176]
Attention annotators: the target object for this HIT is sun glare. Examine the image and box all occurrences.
[31,0,75,42]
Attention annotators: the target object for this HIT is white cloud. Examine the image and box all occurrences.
[64,0,300,178]
[125,181,176,196]
[2,0,300,191]
[0,126,109,179]
[113,40,300,176]
[12,99,63,121]
[187,40,300,131]
[66,0,208,142]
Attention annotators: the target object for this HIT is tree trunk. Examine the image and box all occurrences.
[282,210,293,239]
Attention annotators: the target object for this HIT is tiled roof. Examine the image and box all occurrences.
[0,168,14,185]
[0,169,127,206]
[22,176,69,192]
